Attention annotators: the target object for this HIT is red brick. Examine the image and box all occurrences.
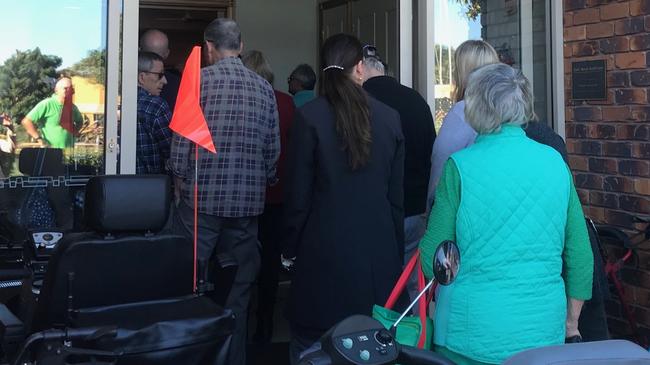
[601,2,629,20]
[564,43,573,58]
[573,41,599,56]
[587,22,615,39]
[565,12,574,27]
[619,159,650,177]
[596,124,617,139]
[575,173,604,189]
[605,141,633,157]
[631,0,650,16]
[569,155,589,171]
[602,106,631,121]
[565,25,587,41]
[604,176,637,193]
[605,209,638,228]
[632,143,650,158]
[577,188,590,204]
[588,206,606,222]
[630,106,650,121]
[615,16,646,35]
[600,37,630,54]
[631,70,650,86]
[618,124,650,140]
[631,34,650,50]
[573,106,602,121]
[615,52,647,69]
[565,0,587,11]
[635,178,650,194]
[590,190,619,208]
[574,8,600,24]
[615,88,647,104]
[566,123,589,138]
[619,195,650,213]
[589,158,619,174]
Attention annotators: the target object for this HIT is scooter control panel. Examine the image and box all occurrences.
[333,329,398,364]
[31,231,63,250]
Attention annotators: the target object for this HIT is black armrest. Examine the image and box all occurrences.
[0,304,25,361]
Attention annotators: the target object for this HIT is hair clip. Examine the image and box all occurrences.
[322,65,344,71]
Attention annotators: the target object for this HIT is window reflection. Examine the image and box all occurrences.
[0,0,107,238]
[0,1,107,178]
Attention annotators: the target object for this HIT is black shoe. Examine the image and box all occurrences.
[565,335,582,343]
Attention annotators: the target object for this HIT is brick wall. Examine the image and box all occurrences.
[564,0,650,340]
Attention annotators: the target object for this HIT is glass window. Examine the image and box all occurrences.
[0,0,109,238]
[433,0,549,130]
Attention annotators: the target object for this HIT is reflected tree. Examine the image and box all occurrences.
[65,49,106,84]
[0,48,61,122]
[455,0,483,20]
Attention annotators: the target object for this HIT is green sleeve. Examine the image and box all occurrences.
[563,167,594,300]
[26,99,48,127]
[420,159,460,280]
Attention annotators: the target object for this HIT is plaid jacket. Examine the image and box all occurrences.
[170,57,280,217]
[136,87,173,174]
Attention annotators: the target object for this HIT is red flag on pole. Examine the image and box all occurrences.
[169,46,216,293]
[59,87,77,136]
[169,46,216,153]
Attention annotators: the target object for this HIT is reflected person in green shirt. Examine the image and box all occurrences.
[21,77,83,148]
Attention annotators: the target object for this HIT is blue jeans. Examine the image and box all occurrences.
[404,214,427,313]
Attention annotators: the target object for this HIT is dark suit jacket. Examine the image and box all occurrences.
[363,76,435,217]
[283,96,405,330]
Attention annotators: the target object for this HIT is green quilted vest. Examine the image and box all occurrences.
[435,125,570,364]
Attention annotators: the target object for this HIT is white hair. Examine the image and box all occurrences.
[464,63,536,135]
[362,57,385,74]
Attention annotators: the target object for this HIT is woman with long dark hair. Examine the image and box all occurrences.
[282,33,405,364]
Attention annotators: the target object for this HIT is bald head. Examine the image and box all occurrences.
[54,77,73,101]
[140,29,170,59]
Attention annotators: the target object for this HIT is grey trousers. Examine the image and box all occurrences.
[176,201,261,365]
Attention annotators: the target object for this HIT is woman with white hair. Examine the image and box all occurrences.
[419,63,594,365]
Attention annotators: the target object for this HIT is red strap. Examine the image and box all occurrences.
[385,251,419,309]
[384,250,430,349]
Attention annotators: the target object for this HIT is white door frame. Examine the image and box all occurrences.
[120,0,139,174]
[550,0,565,138]
[105,0,121,175]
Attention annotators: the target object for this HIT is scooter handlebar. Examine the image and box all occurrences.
[399,345,457,365]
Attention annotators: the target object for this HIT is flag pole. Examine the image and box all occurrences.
[193,144,199,293]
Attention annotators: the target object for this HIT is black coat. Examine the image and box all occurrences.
[283,96,405,331]
[363,76,435,217]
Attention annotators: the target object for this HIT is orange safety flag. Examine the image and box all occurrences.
[169,46,216,153]
[59,87,77,136]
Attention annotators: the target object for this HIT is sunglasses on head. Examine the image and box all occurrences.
[363,44,378,59]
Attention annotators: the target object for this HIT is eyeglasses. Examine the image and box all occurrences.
[142,71,165,80]
[363,44,378,59]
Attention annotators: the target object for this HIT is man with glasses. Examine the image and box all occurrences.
[136,51,172,174]
[361,45,436,304]
[287,63,316,107]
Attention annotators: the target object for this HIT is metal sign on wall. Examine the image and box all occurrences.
[572,60,607,100]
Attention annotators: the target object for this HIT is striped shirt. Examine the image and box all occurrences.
[170,57,280,217]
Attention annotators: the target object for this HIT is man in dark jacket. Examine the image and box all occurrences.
[361,46,436,274]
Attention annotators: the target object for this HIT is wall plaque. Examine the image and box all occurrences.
[572,60,607,100]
